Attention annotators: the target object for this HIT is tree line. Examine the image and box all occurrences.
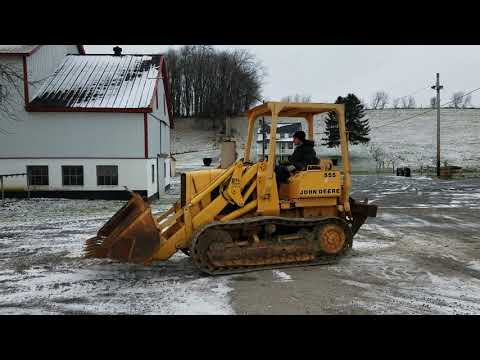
[165,45,265,119]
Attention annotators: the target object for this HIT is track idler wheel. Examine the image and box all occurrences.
[317,224,347,255]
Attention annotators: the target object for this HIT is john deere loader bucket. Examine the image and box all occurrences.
[84,192,161,264]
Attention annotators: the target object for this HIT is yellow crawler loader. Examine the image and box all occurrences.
[85,102,377,274]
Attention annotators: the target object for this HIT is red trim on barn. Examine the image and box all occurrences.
[26,105,153,113]
[22,56,29,106]
[144,113,149,159]
[145,56,174,128]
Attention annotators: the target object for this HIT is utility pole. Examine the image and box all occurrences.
[431,73,443,177]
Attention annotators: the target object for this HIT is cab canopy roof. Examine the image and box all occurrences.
[247,102,344,119]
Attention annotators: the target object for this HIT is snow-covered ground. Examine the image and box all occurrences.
[230,175,480,315]
[339,175,480,314]
[1,174,479,314]
[0,196,233,315]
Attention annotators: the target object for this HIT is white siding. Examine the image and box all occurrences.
[0,158,154,193]
[147,85,170,157]
[27,45,81,99]
[161,122,170,155]
[146,85,171,190]
[0,112,144,158]
[148,114,161,158]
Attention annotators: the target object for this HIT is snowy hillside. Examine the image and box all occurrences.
[172,109,480,171]
[316,108,480,171]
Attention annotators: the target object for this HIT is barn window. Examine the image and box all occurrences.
[97,165,118,186]
[62,166,84,186]
[27,166,49,186]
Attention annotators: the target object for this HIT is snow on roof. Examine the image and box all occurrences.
[0,45,40,54]
[29,54,162,111]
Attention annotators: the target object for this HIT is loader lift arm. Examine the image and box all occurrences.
[86,160,260,264]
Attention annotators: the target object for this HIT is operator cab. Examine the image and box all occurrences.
[244,102,350,207]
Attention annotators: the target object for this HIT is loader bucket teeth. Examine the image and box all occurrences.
[84,236,109,258]
[83,192,161,264]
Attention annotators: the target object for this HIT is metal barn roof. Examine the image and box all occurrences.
[29,54,163,111]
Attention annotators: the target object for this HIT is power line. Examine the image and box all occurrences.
[372,86,480,130]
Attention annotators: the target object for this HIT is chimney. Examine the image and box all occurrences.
[113,46,122,56]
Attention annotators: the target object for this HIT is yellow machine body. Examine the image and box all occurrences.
[85,102,377,273]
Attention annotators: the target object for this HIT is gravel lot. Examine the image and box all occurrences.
[1,174,479,314]
[232,175,480,314]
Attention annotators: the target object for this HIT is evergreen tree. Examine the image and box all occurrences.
[322,93,371,147]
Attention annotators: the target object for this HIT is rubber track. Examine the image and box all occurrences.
[190,216,353,275]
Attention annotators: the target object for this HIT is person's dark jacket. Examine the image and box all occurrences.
[287,140,318,171]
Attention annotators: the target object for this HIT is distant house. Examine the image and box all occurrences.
[0,45,173,200]
[256,122,302,161]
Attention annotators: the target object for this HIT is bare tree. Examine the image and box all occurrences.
[369,143,385,171]
[371,90,389,109]
[385,151,406,174]
[462,94,472,108]
[451,91,464,108]
[392,98,400,109]
[0,63,28,134]
[281,94,312,103]
[371,92,380,109]
[406,95,417,109]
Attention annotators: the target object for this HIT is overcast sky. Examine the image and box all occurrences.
[86,45,480,107]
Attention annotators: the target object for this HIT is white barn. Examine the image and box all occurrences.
[0,45,173,200]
